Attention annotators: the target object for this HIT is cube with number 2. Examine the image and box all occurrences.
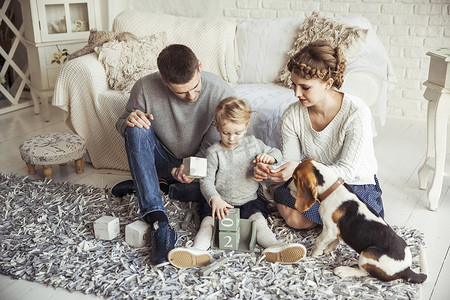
[219,228,240,250]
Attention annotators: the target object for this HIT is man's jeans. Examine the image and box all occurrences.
[124,126,205,219]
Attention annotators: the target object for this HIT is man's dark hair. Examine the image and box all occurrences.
[157,44,199,84]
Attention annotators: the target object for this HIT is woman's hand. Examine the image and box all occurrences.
[171,164,195,184]
[211,196,234,220]
[269,161,300,182]
[125,109,153,129]
[253,153,276,164]
[253,162,273,182]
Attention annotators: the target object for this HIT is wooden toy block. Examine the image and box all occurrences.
[183,156,207,178]
[219,228,240,250]
[181,211,193,230]
[125,220,151,248]
[93,216,120,240]
[211,218,257,252]
[218,208,240,232]
[193,210,201,227]
[199,256,228,276]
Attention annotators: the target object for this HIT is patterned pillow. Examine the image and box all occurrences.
[96,32,167,94]
[275,12,368,88]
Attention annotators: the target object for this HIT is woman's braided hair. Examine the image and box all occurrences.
[287,40,346,89]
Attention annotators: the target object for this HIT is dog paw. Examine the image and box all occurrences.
[323,247,335,255]
[334,266,368,278]
[311,246,323,256]
[324,240,339,254]
[333,266,351,278]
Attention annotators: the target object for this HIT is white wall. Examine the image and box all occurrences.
[103,0,450,120]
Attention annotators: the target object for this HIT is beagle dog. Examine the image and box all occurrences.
[289,158,427,283]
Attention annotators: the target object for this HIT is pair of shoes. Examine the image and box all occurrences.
[262,243,306,264]
[150,221,177,267]
[168,247,212,268]
[111,180,135,197]
[111,179,170,197]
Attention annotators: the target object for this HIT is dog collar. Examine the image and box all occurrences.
[318,177,344,201]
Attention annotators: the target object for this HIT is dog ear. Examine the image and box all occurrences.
[294,171,318,212]
[292,159,319,212]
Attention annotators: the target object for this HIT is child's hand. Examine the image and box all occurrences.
[211,196,234,220]
[253,153,276,164]
[253,162,273,182]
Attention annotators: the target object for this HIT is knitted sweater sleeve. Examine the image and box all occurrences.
[279,103,303,163]
[116,79,146,136]
[199,146,220,205]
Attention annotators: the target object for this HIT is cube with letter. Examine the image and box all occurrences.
[125,220,150,248]
[183,156,207,178]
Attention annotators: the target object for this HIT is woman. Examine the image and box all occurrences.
[254,40,384,229]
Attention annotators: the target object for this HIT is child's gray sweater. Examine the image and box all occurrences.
[200,135,282,206]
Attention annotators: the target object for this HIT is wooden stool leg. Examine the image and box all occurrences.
[75,157,84,174]
[43,165,52,180]
[26,162,36,175]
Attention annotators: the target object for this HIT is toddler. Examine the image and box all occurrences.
[168,97,306,268]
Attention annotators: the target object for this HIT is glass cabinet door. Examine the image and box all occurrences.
[69,3,90,32]
[37,0,94,42]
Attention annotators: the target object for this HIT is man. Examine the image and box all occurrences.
[115,44,234,267]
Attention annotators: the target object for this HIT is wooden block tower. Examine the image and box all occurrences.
[218,208,240,250]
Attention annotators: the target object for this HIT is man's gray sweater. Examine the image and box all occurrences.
[116,71,234,159]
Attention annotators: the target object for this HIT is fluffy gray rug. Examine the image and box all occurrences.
[0,173,424,299]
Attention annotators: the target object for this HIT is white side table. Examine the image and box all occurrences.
[418,49,450,211]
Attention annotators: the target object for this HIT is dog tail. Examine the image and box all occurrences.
[419,244,428,277]
[403,245,428,284]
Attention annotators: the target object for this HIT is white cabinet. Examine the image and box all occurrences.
[19,0,101,121]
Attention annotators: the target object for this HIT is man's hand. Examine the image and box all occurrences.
[171,164,195,184]
[211,196,234,220]
[126,109,153,129]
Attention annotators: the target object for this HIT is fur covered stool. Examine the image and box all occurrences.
[19,133,86,180]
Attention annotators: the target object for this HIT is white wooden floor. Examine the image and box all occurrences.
[0,105,449,300]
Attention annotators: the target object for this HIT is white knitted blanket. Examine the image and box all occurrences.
[53,11,238,170]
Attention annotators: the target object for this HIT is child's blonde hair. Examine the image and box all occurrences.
[214,97,256,128]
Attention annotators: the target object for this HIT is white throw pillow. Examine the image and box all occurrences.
[236,18,303,84]
[275,12,368,88]
[96,32,167,94]
[112,10,238,84]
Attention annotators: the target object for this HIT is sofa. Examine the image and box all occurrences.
[53,10,396,171]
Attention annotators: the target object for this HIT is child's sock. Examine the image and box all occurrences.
[192,216,214,250]
[249,212,279,248]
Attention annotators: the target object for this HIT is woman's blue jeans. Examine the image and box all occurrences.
[124,126,205,219]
